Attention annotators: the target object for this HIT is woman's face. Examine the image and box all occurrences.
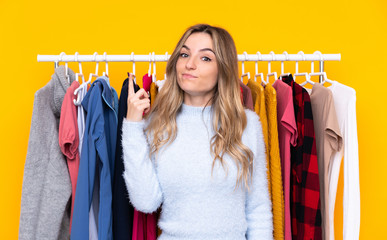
[176,32,218,106]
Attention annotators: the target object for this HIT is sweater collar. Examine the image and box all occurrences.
[176,103,214,123]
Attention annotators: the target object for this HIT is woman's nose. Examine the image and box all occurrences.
[185,56,196,70]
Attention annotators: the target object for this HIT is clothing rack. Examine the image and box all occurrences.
[37,51,341,83]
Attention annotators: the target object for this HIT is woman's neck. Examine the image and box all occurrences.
[183,93,214,107]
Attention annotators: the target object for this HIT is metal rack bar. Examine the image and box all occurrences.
[37,53,341,62]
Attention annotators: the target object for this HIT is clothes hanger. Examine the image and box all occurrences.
[73,52,87,106]
[240,52,251,83]
[73,52,85,84]
[130,52,136,84]
[279,51,291,80]
[253,51,265,83]
[266,51,278,84]
[294,51,314,87]
[155,52,168,90]
[308,51,334,85]
[86,52,100,85]
[73,52,101,106]
[142,53,153,92]
[102,52,109,78]
[58,52,70,84]
[148,52,152,77]
[163,52,168,80]
[152,52,157,83]
[54,52,62,69]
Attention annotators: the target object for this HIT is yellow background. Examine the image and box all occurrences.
[1,0,386,239]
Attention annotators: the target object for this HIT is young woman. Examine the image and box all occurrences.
[122,24,273,239]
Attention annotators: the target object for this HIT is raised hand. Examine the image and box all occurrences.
[126,73,150,122]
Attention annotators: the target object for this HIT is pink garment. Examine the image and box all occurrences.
[58,80,81,232]
[272,79,298,240]
[142,73,152,92]
[132,209,157,240]
[240,82,254,111]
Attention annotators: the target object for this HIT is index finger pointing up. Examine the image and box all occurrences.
[128,73,135,96]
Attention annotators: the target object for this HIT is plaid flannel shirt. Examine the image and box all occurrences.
[282,75,322,240]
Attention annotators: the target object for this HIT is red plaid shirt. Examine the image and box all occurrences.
[282,75,322,240]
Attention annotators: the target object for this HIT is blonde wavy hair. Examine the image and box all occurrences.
[144,24,254,191]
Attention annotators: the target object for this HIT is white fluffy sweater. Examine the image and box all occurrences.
[122,103,273,240]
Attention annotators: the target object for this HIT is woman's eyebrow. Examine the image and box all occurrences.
[182,45,215,54]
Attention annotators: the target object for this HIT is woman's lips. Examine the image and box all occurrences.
[182,73,197,79]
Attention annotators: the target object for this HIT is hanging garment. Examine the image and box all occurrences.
[132,209,157,240]
[58,80,81,233]
[71,76,118,240]
[240,86,244,105]
[19,66,75,240]
[327,81,360,240]
[264,83,284,240]
[121,104,273,239]
[75,83,98,240]
[273,79,298,240]
[149,81,163,238]
[143,73,152,93]
[113,78,139,240]
[76,83,88,167]
[246,79,270,191]
[282,75,322,240]
[132,77,158,240]
[156,208,162,238]
[150,81,158,107]
[89,157,100,239]
[306,83,342,240]
[240,81,254,111]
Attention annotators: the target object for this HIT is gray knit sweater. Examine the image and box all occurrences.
[19,66,75,240]
[122,103,273,240]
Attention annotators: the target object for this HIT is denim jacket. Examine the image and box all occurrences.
[71,77,118,240]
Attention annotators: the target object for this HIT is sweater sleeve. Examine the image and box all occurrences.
[245,111,274,240]
[121,118,163,213]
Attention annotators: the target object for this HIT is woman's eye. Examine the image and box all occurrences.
[179,53,211,62]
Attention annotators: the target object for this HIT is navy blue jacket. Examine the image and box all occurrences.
[113,78,139,239]
[71,77,118,240]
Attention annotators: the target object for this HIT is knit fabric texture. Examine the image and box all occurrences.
[122,103,273,240]
[247,79,270,192]
[264,83,285,240]
[20,66,75,240]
